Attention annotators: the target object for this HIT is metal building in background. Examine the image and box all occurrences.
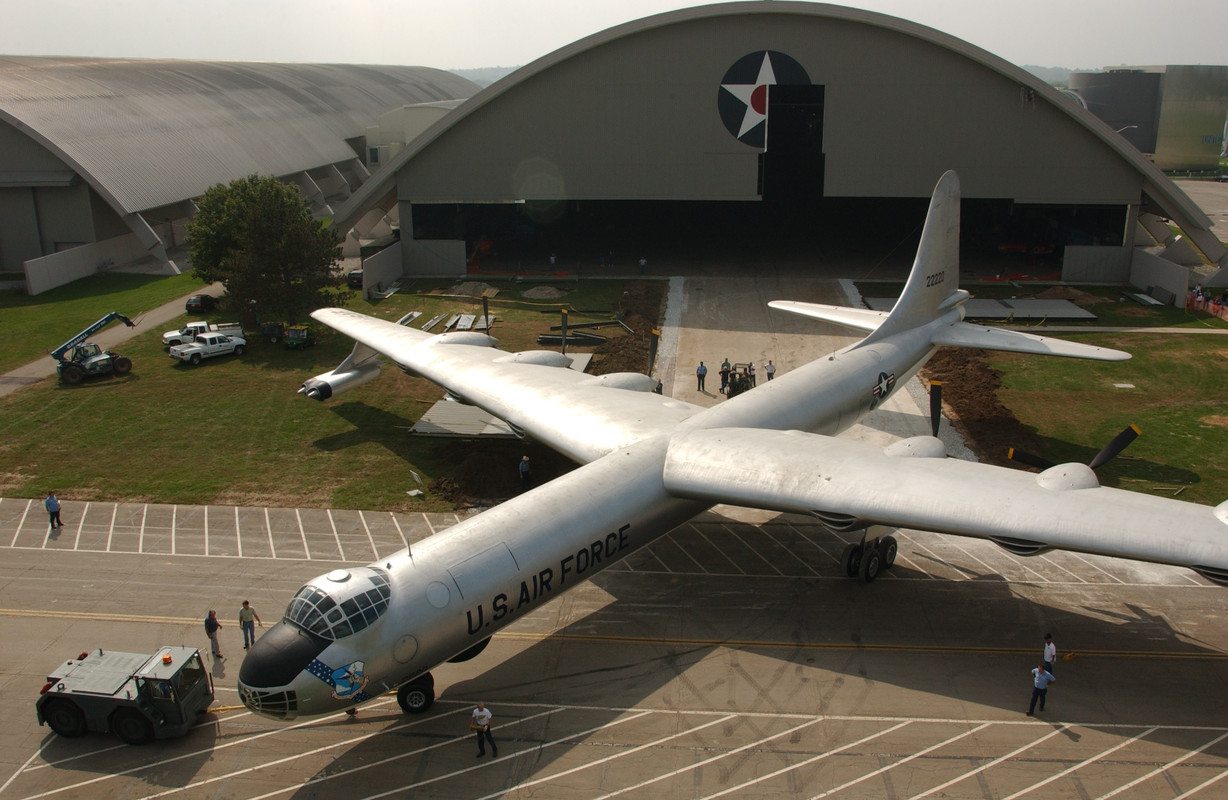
[1070,66,1228,171]
[0,57,477,292]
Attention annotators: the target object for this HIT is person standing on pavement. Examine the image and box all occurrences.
[747,361,756,387]
[45,491,62,530]
[239,601,262,650]
[696,361,707,392]
[519,455,532,492]
[1027,664,1055,715]
[764,360,776,381]
[205,610,223,659]
[472,702,498,758]
[1043,633,1056,675]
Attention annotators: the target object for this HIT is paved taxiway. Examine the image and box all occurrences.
[2,275,1227,798]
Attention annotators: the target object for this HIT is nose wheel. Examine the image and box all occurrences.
[397,672,435,714]
[840,532,898,583]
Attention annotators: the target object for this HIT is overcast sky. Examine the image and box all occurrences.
[4,1,1226,71]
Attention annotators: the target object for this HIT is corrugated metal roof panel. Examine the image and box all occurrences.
[0,57,477,213]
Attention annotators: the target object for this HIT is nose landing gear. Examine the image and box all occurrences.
[397,672,436,714]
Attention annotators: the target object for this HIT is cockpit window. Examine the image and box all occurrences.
[284,567,390,639]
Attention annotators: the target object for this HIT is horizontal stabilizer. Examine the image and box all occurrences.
[932,322,1130,361]
[768,301,887,332]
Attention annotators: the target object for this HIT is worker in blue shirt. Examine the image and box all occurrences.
[1027,664,1056,715]
[44,491,62,529]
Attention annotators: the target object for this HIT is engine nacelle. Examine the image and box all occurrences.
[299,362,381,401]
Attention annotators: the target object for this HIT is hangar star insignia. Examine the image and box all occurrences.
[720,52,778,140]
[717,50,812,148]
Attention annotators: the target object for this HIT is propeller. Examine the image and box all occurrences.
[1088,424,1141,470]
[1008,424,1141,472]
[929,381,943,437]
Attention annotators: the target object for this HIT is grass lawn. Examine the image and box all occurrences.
[0,272,209,374]
[0,278,640,512]
[5,272,1228,511]
[989,330,1228,506]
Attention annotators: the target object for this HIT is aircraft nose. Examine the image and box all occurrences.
[237,621,330,719]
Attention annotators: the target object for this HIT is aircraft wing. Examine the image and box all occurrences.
[310,307,701,463]
[662,427,1228,583]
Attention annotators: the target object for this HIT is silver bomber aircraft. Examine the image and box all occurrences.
[237,171,1228,720]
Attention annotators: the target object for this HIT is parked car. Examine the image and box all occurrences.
[162,320,244,348]
[168,332,246,365]
[347,269,364,289]
[185,294,217,313]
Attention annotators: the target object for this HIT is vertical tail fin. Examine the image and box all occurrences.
[861,170,966,345]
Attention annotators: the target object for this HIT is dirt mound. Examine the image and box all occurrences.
[921,349,1041,468]
[449,281,496,297]
[522,285,570,299]
[428,440,579,508]
[590,281,668,375]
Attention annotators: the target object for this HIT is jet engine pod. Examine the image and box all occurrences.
[299,361,381,401]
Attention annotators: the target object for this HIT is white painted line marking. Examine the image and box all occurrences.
[589,717,832,800]
[326,508,345,560]
[697,720,913,800]
[73,502,87,550]
[1093,729,1228,799]
[390,512,407,550]
[805,723,994,800]
[19,701,406,800]
[0,748,42,797]
[760,524,822,576]
[1171,768,1228,799]
[469,713,736,800]
[1034,551,1090,583]
[359,510,377,558]
[783,520,842,567]
[138,503,148,553]
[10,498,32,548]
[674,526,713,573]
[295,508,309,559]
[692,525,740,573]
[724,522,785,575]
[265,507,276,558]
[105,503,117,551]
[238,707,564,800]
[353,709,640,800]
[1067,551,1128,584]
[170,505,177,556]
[203,505,209,555]
[999,726,1158,800]
[234,505,242,558]
[423,513,437,535]
[910,725,1071,799]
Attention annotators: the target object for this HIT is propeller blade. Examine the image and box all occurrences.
[929,381,943,437]
[1088,424,1141,470]
[1008,447,1054,471]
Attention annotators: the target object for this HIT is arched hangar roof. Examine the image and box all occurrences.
[0,56,478,215]
[335,1,1222,265]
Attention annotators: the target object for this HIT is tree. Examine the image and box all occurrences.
[186,175,346,324]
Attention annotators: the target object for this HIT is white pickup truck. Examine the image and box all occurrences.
[162,320,244,347]
[168,331,247,365]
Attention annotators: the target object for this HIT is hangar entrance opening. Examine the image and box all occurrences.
[761,84,825,202]
[409,195,1126,276]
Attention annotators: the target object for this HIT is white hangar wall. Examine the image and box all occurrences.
[394,8,1143,207]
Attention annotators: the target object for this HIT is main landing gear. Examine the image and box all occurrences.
[840,530,898,584]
